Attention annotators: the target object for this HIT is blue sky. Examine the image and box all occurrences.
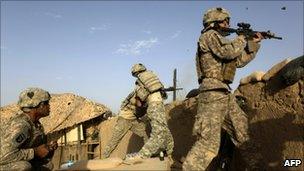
[1,1,303,113]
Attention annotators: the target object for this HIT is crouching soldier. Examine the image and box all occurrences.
[124,63,174,162]
[0,88,58,171]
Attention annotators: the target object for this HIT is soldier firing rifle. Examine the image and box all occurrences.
[222,22,282,40]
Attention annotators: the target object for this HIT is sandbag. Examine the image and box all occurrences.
[240,71,265,85]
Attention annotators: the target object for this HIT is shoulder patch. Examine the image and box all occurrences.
[15,133,27,144]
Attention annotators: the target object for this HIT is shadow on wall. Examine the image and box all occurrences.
[126,131,147,155]
[167,99,198,162]
[231,112,303,171]
[231,57,304,171]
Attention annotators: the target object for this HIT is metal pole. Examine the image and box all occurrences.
[173,69,177,101]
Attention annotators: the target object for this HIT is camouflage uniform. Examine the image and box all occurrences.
[0,87,53,171]
[183,8,262,171]
[138,99,174,158]
[130,65,174,158]
[0,113,53,171]
[102,91,149,158]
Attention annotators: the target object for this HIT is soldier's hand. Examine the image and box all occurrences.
[253,32,264,43]
[48,141,58,151]
[238,35,246,40]
[34,144,49,158]
[135,97,143,107]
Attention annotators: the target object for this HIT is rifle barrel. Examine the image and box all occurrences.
[164,88,183,92]
[224,28,282,40]
[272,36,283,40]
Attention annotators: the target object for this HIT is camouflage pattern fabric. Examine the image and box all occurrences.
[102,116,148,158]
[185,27,262,170]
[0,161,32,171]
[137,71,164,93]
[281,55,304,85]
[119,90,138,120]
[18,87,50,108]
[0,112,53,170]
[183,91,262,170]
[203,7,230,25]
[0,160,54,171]
[196,29,260,91]
[138,102,174,158]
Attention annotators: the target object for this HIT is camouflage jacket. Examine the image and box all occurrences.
[196,29,260,91]
[0,112,47,165]
[119,90,137,120]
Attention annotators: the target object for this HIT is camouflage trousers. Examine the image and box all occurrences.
[0,160,53,171]
[102,116,148,158]
[139,102,174,158]
[183,90,262,171]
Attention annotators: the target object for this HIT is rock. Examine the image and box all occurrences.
[240,71,265,85]
[234,57,303,171]
[280,56,304,85]
[262,58,291,81]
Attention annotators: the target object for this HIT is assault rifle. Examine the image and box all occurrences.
[163,86,183,92]
[223,22,282,40]
[162,87,183,100]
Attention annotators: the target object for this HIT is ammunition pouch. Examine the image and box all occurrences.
[222,59,237,84]
[136,84,150,102]
[245,40,260,53]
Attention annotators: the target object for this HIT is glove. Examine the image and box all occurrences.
[34,144,49,158]
[48,141,58,151]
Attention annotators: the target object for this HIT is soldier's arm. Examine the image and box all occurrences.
[205,32,247,60]
[0,120,35,164]
[236,40,261,68]
[120,90,136,109]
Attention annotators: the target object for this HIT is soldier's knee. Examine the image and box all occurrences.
[10,161,32,171]
[143,135,149,143]
[22,161,32,170]
[182,160,195,171]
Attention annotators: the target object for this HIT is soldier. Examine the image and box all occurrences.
[102,90,149,159]
[124,63,174,162]
[183,7,264,170]
[0,88,58,171]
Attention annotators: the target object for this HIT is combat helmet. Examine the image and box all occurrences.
[131,63,147,76]
[203,7,230,26]
[18,87,51,108]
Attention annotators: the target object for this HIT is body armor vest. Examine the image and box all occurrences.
[222,59,237,84]
[135,71,164,101]
[196,41,237,84]
[138,71,164,93]
[135,83,150,102]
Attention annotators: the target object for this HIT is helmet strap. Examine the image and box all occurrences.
[217,28,231,37]
[202,23,214,33]
[213,21,231,36]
